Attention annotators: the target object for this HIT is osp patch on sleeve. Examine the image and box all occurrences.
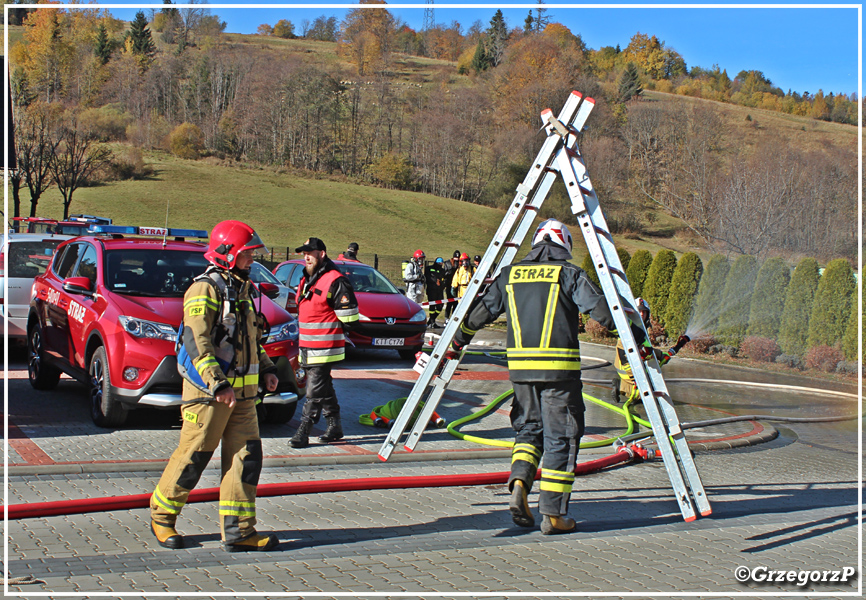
[188,306,205,317]
[183,410,198,423]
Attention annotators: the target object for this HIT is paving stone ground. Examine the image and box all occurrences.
[3,336,861,598]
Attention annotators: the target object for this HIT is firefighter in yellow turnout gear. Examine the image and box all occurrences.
[450,220,648,535]
[612,297,690,403]
[150,221,280,553]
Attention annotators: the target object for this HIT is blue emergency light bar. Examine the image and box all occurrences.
[88,225,209,239]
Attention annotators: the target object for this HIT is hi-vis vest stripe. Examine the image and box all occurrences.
[297,269,347,365]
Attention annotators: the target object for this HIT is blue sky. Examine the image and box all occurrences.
[63,2,862,96]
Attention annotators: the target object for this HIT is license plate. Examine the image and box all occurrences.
[373,338,404,347]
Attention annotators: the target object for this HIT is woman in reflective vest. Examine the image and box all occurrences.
[290,237,359,449]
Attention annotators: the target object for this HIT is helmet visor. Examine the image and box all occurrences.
[241,231,266,252]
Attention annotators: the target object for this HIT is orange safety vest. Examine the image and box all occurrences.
[297,269,346,365]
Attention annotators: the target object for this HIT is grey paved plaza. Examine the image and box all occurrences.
[3,337,861,598]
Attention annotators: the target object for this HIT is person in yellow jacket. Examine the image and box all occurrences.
[150,220,280,553]
[451,252,475,299]
[612,297,689,403]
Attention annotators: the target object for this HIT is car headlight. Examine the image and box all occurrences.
[118,316,178,341]
[409,309,427,323]
[266,320,298,344]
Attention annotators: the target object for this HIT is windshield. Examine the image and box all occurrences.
[105,249,209,297]
[249,262,281,285]
[337,264,399,294]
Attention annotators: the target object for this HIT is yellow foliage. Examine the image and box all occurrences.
[169,122,204,159]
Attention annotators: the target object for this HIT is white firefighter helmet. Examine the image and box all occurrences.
[532,219,573,254]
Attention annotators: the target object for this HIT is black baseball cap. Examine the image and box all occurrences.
[348,242,359,251]
[296,237,327,252]
[452,250,461,259]
[474,255,481,261]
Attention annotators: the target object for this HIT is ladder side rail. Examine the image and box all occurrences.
[561,144,711,517]
[554,149,698,522]
[378,95,587,461]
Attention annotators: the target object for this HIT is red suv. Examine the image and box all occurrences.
[27,225,306,428]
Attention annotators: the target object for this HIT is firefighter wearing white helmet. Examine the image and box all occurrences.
[449,218,648,535]
[612,297,690,403]
[150,220,280,553]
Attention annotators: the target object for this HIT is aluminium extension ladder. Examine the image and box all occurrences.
[377,91,711,522]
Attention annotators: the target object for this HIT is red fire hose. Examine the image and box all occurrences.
[7,446,649,520]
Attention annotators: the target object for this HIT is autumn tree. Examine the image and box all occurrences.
[308,15,338,41]
[12,8,75,104]
[48,114,113,219]
[746,257,791,339]
[273,19,295,39]
[257,24,273,36]
[777,257,820,357]
[339,1,397,75]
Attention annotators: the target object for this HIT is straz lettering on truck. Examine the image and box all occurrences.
[508,265,562,284]
[68,300,86,323]
[139,227,168,236]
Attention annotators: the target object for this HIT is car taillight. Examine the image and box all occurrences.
[0,252,5,278]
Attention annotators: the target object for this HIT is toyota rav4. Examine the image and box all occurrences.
[27,225,306,428]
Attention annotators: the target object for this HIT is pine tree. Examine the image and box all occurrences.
[806,258,856,349]
[641,249,677,330]
[94,22,111,65]
[470,40,491,74]
[581,253,600,287]
[626,249,652,298]
[618,62,643,103]
[691,254,730,337]
[664,252,703,339]
[840,293,860,362]
[746,257,791,339]
[485,9,508,67]
[716,255,759,348]
[778,257,820,357]
[617,247,631,272]
[129,10,155,58]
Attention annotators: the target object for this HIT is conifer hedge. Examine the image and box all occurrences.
[617,247,631,272]
[746,257,791,339]
[626,249,653,298]
[717,254,758,347]
[664,252,703,339]
[691,254,730,337]
[807,258,856,349]
[778,257,820,357]
[841,293,860,362]
[581,253,600,287]
[641,249,677,330]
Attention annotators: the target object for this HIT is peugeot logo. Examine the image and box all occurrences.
[385,317,396,325]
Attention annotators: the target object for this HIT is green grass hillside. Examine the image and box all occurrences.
[25,152,506,261]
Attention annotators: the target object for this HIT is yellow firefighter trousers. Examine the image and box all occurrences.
[150,399,263,544]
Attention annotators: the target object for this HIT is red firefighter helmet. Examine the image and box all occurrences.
[204,220,265,270]
[413,249,426,260]
[460,252,469,261]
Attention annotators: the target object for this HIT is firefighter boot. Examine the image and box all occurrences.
[151,520,184,549]
[540,515,577,535]
[290,419,313,449]
[224,532,279,553]
[319,415,344,443]
[509,480,534,527]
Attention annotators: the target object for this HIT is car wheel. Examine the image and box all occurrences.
[89,346,129,428]
[398,346,423,361]
[261,402,297,425]
[27,323,61,390]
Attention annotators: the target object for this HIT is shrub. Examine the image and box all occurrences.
[626,249,653,298]
[778,257,820,357]
[641,249,677,329]
[807,259,856,349]
[664,252,703,339]
[585,318,613,341]
[581,253,600,287]
[709,344,737,357]
[740,336,781,363]
[79,104,133,142]
[691,254,730,337]
[841,294,860,362]
[688,334,717,354]
[107,147,153,180]
[775,354,804,370]
[804,345,845,373]
[747,257,790,339]
[835,361,858,376]
[717,255,758,348]
[169,122,205,159]
[617,247,631,272]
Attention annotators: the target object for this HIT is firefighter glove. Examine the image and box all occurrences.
[639,340,654,361]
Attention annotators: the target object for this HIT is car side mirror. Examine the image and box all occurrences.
[258,282,281,300]
[63,276,93,295]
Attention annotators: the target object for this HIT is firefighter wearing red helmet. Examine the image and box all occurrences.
[451,252,475,299]
[612,297,690,403]
[403,249,426,303]
[150,220,280,553]
[290,237,360,449]
[448,219,648,535]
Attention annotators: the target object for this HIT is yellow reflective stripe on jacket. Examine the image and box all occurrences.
[505,284,522,348]
[153,486,185,514]
[227,374,259,388]
[506,347,580,358]
[539,283,560,348]
[183,295,220,311]
[508,360,581,370]
[219,501,256,517]
[540,468,575,493]
[194,356,219,375]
